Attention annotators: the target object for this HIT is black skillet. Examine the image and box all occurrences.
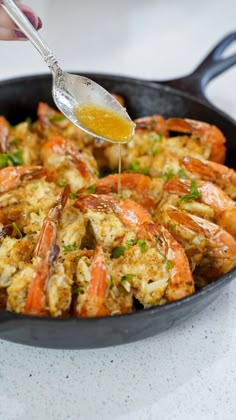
[0,33,236,349]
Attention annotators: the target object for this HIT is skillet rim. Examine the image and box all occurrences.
[0,71,235,326]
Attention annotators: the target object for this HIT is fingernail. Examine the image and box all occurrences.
[15,13,42,39]
[37,17,42,30]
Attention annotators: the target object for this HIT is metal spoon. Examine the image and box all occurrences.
[1,0,135,143]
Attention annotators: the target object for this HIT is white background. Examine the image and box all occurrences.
[0,1,236,419]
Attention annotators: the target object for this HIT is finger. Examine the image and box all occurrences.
[0,1,42,40]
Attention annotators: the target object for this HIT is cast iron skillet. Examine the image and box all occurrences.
[0,33,236,349]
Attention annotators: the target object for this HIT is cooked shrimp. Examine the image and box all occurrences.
[166,118,226,163]
[0,165,43,194]
[155,205,236,280]
[24,185,70,315]
[164,179,236,238]
[76,194,194,304]
[75,244,108,317]
[181,156,236,199]
[41,135,98,191]
[0,116,10,152]
[79,172,163,214]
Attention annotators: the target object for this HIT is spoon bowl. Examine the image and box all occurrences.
[2,0,135,143]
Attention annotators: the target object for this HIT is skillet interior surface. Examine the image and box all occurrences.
[0,73,235,349]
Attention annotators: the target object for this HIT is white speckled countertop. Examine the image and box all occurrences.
[0,1,236,419]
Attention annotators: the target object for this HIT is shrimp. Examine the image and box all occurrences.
[0,165,43,194]
[76,194,194,304]
[166,118,226,163]
[75,244,109,317]
[41,135,98,191]
[24,185,70,315]
[164,178,236,238]
[155,205,236,280]
[99,115,225,175]
[79,172,163,214]
[190,213,236,284]
[8,186,70,316]
[181,156,236,199]
[0,116,10,152]
[134,114,168,135]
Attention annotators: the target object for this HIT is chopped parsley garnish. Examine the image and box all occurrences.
[0,154,8,169]
[163,170,174,181]
[137,239,147,253]
[150,145,161,156]
[109,276,115,290]
[72,286,84,296]
[127,161,150,176]
[167,260,173,270]
[12,222,23,239]
[125,239,136,248]
[58,180,67,187]
[121,274,135,283]
[111,246,126,259]
[63,242,77,253]
[49,114,65,122]
[82,184,96,194]
[170,224,177,230]
[0,149,23,168]
[10,137,20,146]
[178,180,201,204]
[34,209,40,215]
[7,149,23,166]
[69,192,78,200]
[177,168,188,179]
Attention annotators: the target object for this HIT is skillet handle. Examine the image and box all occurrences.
[156,32,236,103]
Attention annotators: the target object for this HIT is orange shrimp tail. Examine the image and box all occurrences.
[24,267,48,315]
[80,244,108,318]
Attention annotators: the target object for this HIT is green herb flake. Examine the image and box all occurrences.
[111,246,126,259]
[178,180,201,204]
[127,161,150,176]
[49,114,65,122]
[31,184,39,191]
[69,192,78,200]
[167,260,174,270]
[0,153,8,168]
[109,276,115,290]
[58,180,67,187]
[10,137,20,146]
[8,149,24,166]
[125,239,136,248]
[63,242,77,253]
[34,209,40,215]
[82,184,96,194]
[137,239,147,253]
[170,224,177,230]
[72,286,84,296]
[12,222,23,239]
[177,168,188,179]
[150,145,161,156]
[121,274,135,283]
[163,170,174,181]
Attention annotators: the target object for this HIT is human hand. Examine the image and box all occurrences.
[0,0,42,40]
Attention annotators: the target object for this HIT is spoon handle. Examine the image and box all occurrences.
[2,0,59,71]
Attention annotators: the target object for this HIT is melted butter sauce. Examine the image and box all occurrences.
[74,104,135,143]
[74,103,135,195]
